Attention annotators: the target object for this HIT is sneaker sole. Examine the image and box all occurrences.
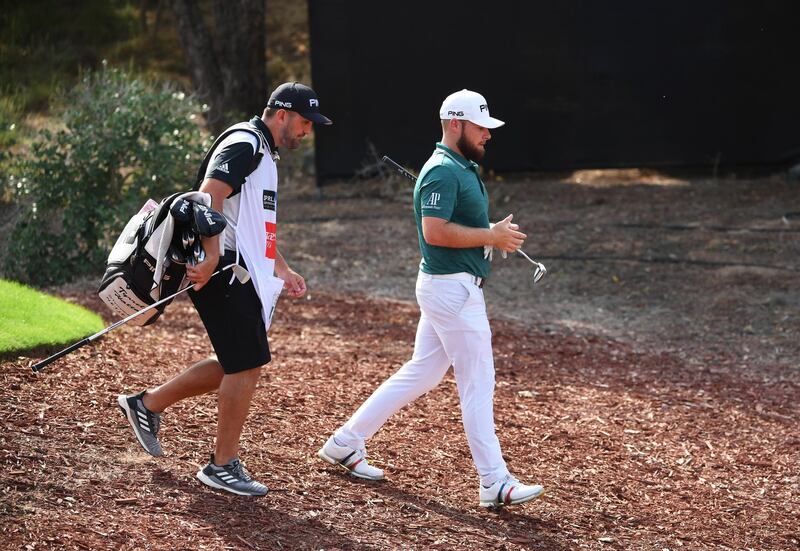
[317,448,384,481]
[196,470,268,497]
[479,487,545,508]
[117,395,163,457]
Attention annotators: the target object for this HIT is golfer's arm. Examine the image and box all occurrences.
[197,178,233,260]
[422,217,494,248]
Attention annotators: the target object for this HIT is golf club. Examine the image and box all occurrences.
[188,240,205,266]
[169,197,193,225]
[516,248,547,283]
[169,243,187,265]
[30,264,250,373]
[382,155,418,182]
[381,155,547,284]
[191,202,227,237]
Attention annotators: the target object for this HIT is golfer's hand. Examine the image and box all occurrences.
[281,269,307,298]
[187,251,219,291]
[490,214,527,253]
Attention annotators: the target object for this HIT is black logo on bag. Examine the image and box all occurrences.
[263,190,276,211]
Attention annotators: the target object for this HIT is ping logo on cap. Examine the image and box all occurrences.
[439,89,504,128]
[267,82,333,124]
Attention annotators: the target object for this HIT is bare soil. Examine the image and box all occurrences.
[2,170,798,550]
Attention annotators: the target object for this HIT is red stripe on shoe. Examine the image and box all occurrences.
[505,487,514,504]
[346,458,363,471]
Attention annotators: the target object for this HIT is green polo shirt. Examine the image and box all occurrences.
[413,143,491,278]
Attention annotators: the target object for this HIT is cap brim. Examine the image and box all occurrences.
[463,115,505,129]
[480,116,505,129]
[299,111,333,125]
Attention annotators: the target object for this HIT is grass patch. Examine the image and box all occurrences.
[0,279,103,355]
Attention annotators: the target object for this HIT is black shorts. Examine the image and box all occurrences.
[189,251,271,373]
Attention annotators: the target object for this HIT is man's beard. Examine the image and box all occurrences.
[281,127,301,150]
[457,133,485,162]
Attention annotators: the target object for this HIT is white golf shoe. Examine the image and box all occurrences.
[317,435,385,480]
[479,474,544,508]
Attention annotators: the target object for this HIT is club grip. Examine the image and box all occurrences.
[31,338,90,372]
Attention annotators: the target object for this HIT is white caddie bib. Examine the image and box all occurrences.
[234,148,284,331]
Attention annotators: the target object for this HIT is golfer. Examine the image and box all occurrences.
[319,89,544,507]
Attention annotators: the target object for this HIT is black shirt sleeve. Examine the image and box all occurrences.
[205,138,257,193]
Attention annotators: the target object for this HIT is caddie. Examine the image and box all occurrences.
[318,89,545,508]
[117,82,332,496]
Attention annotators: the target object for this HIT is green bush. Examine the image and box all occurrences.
[0,95,22,154]
[2,65,209,286]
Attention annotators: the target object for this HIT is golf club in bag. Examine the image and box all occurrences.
[31,263,251,372]
[381,155,547,284]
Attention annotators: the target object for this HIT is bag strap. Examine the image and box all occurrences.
[193,121,267,190]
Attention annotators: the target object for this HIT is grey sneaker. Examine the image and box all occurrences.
[197,454,268,496]
[117,391,163,457]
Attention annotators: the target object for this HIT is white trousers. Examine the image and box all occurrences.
[335,272,509,486]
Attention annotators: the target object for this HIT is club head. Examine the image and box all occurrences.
[192,240,205,263]
[192,202,227,237]
[186,237,198,267]
[169,244,187,265]
[170,198,193,225]
[532,262,547,284]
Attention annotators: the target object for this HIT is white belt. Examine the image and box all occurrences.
[420,271,485,288]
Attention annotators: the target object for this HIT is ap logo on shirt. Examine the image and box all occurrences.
[424,192,441,209]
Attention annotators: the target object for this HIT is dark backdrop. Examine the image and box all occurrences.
[308,1,800,182]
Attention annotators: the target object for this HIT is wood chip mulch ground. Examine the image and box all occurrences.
[1,289,797,550]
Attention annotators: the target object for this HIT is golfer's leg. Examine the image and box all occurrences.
[143,357,225,413]
[335,315,450,450]
[214,367,262,465]
[436,291,509,487]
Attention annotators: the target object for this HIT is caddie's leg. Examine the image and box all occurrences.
[196,363,269,497]
[143,357,225,413]
[214,366,262,465]
[335,314,450,451]
[118,357,225,457]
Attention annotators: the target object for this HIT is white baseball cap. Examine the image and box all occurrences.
[439,89,505,129]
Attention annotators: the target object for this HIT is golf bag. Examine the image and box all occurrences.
[97,192,216,326]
